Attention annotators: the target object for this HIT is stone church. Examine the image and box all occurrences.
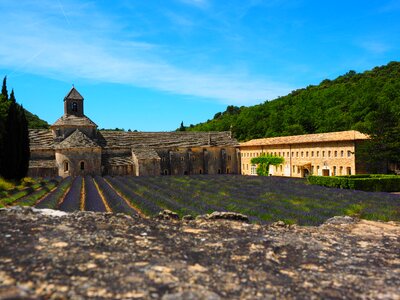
[28,88,240,177]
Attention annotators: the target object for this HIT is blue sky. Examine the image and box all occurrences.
[0,0,399,131]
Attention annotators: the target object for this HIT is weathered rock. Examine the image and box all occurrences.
[202,211,250,222]
[156,209,180,220]
[0,207,400,299]
[182,215,195,221]
[324,215,358,225]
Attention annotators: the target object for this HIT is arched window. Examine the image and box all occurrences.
[80,161,85,170]
[72,102,78,112]
[64,161,69,172]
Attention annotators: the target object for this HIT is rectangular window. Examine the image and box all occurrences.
[347,167,352,175]
[251,164,257,175]
[306,151,309,157]
[291,152,294,157]
[311,165,314,174]
[340,151,344,157]
[347,151,352,157]
[328,151,331,157]
[333,166,337,176]
[296,152,299,157]
[287,152,289,157]
[322,151,325,157]
[339,166,343,175]
[311,151,314,157]
[280,165,283,172]
[334,151,337,157]
[317,151,319,157]
[293,165,295,173]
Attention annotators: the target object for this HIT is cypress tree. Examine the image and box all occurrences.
[2,90,30,180]
[0,76,9,178]
[17,104,30,179]
[1,76,8,100]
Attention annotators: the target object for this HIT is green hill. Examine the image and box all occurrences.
[186,61,400,142]
[24,110,49,129]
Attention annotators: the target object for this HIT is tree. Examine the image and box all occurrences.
[1,90,30,180]
[1,76,8,100]
[179,121,186,131]
[251,154,284,176]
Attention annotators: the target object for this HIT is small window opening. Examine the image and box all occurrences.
[64,162,69,172]
[80,161,85,171]
[218,169,221,174]
[72,102,78,112]
[199,169,202,174]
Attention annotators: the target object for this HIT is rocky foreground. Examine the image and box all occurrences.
[0,207,399,300]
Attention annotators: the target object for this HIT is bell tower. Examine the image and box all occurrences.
[64,86,84,117]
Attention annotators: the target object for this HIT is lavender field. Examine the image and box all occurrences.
[4,175,399,225]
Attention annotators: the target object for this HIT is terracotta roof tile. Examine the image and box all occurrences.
[240,130,369,147]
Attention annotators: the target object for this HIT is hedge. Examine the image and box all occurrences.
[307,175,400,192]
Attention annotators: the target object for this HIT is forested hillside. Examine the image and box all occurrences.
[186,61,400,142]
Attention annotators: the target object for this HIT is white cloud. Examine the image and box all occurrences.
[359,40,390,55]
[0,0,292,105]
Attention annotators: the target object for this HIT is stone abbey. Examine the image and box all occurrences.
[28,88,240,177]
[28,87,372,178]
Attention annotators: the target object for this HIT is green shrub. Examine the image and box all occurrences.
[0,178,14,191]
[307,175,400,192]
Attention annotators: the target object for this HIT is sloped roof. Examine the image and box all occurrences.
[240,130,369,147]
[64,87,83,100]
[29,130,238,151]
[29,129,54,150]
[102,155,133,166]
[29,159,57,169]
[132,147,160,160]
[55,130,100,149]
[98,131,239,149]
[51,114,97,127]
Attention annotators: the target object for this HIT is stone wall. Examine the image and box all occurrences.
[27,167,58,178]
[55,148,102,177]
[158,147,239,176]
[240,141,363,177]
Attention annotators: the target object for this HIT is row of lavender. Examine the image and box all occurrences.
[35,176,138,216]
[105,175,400,225]
[32,175,400,225]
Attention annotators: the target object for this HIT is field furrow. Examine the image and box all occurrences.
[58,176,83,212]
[84,176,107,212]
[94,176,138,216]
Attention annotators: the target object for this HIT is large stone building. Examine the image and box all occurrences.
[28,88,240,177]
[239,131,370,177]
